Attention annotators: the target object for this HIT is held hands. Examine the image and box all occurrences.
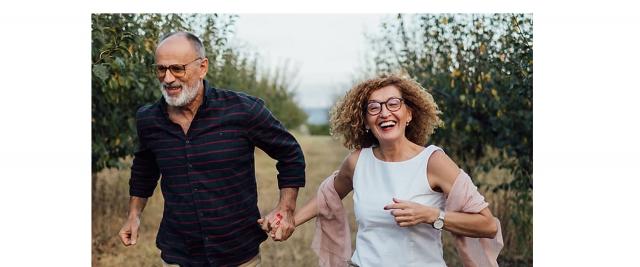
[257,208,295,241]
[383,198,439,227]
[118,215,141,246]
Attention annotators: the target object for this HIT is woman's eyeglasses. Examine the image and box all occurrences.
[366,97,404,115]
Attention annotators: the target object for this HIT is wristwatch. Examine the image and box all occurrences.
[432,210,445,230]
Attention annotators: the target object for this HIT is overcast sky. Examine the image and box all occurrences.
[231,14,391,109]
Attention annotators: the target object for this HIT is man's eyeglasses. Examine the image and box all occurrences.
[153,58,203,78]
[366,97,404,115]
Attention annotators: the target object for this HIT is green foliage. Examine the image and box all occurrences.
[308,123,331,135]
[92,13,163,173]
[92,14,306,173]
[369,14,532,263]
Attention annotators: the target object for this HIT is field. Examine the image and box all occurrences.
[92,135,530,266]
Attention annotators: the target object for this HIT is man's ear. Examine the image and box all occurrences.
[199,58,209,79]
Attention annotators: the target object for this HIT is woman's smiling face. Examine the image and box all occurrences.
[365,85,412,145]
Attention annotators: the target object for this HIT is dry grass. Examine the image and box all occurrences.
[92,135,530,266]
[92,162,164,266]
[255,135,352,266]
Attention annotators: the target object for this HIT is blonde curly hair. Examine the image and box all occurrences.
[329,74,443,149]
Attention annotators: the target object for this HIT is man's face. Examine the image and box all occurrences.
[155,36,207,107]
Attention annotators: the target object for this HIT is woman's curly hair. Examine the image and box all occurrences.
[329,74,443,149]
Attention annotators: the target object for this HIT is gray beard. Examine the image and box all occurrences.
[161,79,201,107]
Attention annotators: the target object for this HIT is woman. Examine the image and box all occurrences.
[264,74,502,266]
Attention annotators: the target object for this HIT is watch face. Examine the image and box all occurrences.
[434,219,444,229]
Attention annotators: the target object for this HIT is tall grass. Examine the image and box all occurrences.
[92,135,531,266]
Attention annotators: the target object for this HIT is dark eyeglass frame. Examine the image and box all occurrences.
[366,97,405,116]
[153,58,203,78]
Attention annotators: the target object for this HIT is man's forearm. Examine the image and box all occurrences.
[128,196,148,218]
[277,187,299,211]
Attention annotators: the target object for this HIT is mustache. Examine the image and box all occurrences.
[162,82,182,88]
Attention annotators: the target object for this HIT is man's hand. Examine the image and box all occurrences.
[258,207,295,241]
[257,187,298,241]
[383,198,438,227]
[119,215,141,246]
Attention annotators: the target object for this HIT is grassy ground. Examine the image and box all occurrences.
[92,135,530,266]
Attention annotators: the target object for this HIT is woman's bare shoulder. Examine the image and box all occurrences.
[427,149,461,191]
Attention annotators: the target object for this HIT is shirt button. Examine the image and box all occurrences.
[185,140,190,144]
[188,163,193,169]
[200,211,205,217]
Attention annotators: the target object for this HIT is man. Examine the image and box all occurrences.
[118,32,305,267]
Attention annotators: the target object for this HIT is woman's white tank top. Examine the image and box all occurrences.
[351,145,447,267]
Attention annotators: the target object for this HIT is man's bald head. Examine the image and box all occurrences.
[158,32,205,58]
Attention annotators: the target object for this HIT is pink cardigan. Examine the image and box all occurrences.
[312,170,503,267]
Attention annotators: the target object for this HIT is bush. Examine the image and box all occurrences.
[308,123,331,135]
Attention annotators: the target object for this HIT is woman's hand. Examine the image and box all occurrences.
[258,210,294,241]
[383,198,440,227]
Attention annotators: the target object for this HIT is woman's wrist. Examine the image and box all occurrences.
[427,207,441,225]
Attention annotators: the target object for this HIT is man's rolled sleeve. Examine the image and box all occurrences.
[129,108,160,198]
[243,97,305,189]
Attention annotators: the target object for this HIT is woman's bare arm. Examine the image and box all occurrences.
[294,150,360,226]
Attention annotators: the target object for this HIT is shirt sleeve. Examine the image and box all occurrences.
[129,107,161,198]
[243,96,306,189]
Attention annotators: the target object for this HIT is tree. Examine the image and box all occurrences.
[369,14,532,264]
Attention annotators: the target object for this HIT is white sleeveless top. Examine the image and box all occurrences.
[351,145,447,267]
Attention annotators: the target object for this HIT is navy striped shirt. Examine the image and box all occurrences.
[129,80,306,266]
